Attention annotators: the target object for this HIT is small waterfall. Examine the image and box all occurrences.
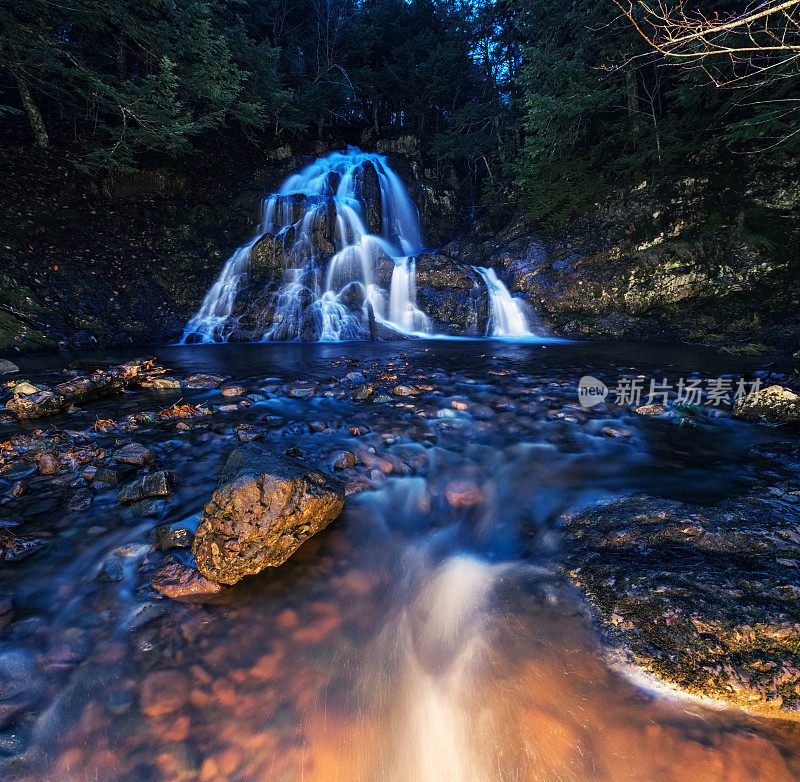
[180,235,261,344]
[472,266,535,338]
[180,147,432,343]
[389,257,431,333]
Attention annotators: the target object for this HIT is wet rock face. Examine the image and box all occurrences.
[249,233,292,284]
[193,445,345,585]
[357,161,383,235]
[733,385,800,424]
[413,252,488,334]
[563,443,800,716]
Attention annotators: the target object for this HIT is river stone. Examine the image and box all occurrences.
[8,480,28,498]
[184,373,225,390]
[151,559,222,600]
[118,471,173,502]
[0,534,46,562]
[287,381,317,399]
[352,383,376,401]
[192,445,345,585]
[113,442,154,466]
[152,376,182,389]
[0,360,19,375]
[139,669,190,716]
[733,385,800,424]
[93,466,132,487]
[633,403,669,416]
[67,488,93,512]
[332,450,357,470]
[392,384,420,396]
[155,513,201,550]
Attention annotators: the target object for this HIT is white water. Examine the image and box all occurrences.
[181,236,263,343]
[473,266,535,338]
[367,552,512,781]
[181,147,431,343]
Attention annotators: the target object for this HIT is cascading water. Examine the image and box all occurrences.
[181,238,262,344]
[473,266,539,338]
[181,148,553,343]
[180,147,432,344]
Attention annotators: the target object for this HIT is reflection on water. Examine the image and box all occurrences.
[1,340,799,781]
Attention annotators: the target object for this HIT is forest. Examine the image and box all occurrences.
[3,0,799,223]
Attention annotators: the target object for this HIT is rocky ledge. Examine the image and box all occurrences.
[563,439,800,718]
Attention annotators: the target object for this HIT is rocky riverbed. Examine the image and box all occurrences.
[1,340,800,780]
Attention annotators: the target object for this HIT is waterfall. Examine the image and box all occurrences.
[180,235,261,344]
[180,147,431,343]
[472,266,535,338]
[180,148,553,343]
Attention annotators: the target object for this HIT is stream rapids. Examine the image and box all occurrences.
[1,339,799,781]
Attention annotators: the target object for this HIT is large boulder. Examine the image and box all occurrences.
[193,445,345,585]
[733,385,800,424]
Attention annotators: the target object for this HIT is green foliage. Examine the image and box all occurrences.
[0,0,288,170]
[508,0,800,225]
[0,0,477,173]
[2,0,798,221]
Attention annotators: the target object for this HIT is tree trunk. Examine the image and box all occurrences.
[12,68,49,149]
[115,39,127,82]
[626,70,640,115]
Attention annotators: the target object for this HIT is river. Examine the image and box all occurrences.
[1,339,799,781]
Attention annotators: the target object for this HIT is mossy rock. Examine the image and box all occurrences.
[0,311,56,352]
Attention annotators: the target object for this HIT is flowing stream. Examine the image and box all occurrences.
[1,341,799,781]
